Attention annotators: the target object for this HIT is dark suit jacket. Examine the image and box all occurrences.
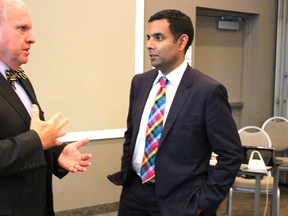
[0,75,67,216]
[108,65,243,216]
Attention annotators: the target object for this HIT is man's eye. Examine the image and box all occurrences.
[147,34,164,41]
[18,26,26,31]
[156,35,164,41]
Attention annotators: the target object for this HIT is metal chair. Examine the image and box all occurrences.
[262,116,288,183]
[226,126,280,216]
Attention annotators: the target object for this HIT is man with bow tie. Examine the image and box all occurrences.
[0,0,92,215]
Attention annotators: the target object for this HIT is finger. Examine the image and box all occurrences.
[56,130,67,139]
[74,138,90,149]
[57,118,69,131]
[67,166,78,173]
[74,164,87,172]
[81,154,92,161]
[31,104,40,120]
[50,112,63,122]
[54,139,64,146]
[50,113,69,131]
[78,161,92,167]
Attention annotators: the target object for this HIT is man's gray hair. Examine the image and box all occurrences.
[0,0,26,22]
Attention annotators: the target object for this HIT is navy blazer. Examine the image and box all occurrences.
[0,75,66,216]
[108,65,243,216]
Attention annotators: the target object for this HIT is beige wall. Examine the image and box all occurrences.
[21,0,278,212]
[53,139,123,211]
[24,0,135,132]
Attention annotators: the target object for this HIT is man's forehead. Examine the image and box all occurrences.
[147,19,170,33]
[148,18,170,27]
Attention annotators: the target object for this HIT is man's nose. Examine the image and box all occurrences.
[27,33,36,44]
[146,38,154,50]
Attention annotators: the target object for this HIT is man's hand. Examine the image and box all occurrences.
[30,104,69,150]
[58,138,92,172]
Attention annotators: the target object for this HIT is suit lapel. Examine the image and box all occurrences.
[131,70,158,148]
[19,78,38,105]
[131,67,195,149]
[160,67,194,147]
[0,75,35,127]
[20,78,45,120]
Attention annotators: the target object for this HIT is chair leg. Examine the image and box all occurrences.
[270,187,280,216]
[226,187,233,216]
[277,188,280,216]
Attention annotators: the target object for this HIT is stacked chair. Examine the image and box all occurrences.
[226,126,280,216]
[262,116,288,183]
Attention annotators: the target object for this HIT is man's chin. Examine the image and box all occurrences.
[20,59,29,65]
[150,62,160,70]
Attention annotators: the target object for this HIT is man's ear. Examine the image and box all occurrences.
[178,34,189,51]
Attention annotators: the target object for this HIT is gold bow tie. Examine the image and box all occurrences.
[6,67,27,86]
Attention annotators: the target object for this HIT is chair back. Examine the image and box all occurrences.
[262,116,288,151]
[238,126,272,148]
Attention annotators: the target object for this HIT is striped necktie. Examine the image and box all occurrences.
[6,67,27,89]
[140,76,168,183]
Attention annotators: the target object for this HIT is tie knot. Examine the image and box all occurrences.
[6,67,27,82]
[159,76,168,88]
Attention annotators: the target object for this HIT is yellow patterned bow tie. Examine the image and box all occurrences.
[6,67,27,87]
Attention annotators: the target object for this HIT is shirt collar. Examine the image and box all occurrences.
[154,60,188,86]
[0,62,10,80]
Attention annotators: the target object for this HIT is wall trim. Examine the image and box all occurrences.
[135,0,145,74]
[59,128,126,142]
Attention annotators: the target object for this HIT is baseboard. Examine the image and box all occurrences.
[55,202,119,215]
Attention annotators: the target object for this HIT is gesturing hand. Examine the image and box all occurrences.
[30,104,69,150]
[58,138,92,173]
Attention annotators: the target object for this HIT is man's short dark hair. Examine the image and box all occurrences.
[148,9,194,53]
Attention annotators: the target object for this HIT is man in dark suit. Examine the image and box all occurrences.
[0,0,92,215]
[108,9,243,216]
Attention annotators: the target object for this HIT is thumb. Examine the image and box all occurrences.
[31,104,40,120]
[74,138,90,149]
[30,104,41,129]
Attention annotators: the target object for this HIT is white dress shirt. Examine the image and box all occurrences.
[0,62,32,116]
[132,61,188,176]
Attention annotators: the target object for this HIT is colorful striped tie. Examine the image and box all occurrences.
[140,76,168,183]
